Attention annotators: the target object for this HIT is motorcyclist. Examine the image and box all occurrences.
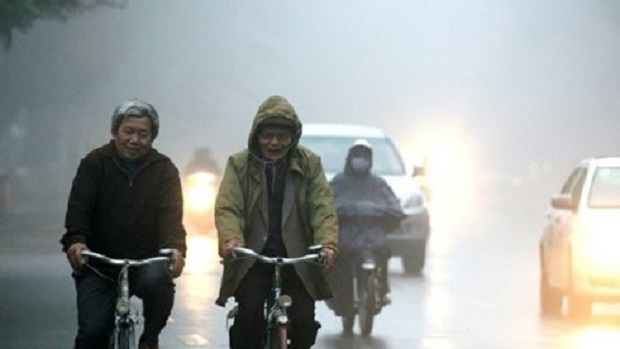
[327,138,405,333]
[185,147,220,176]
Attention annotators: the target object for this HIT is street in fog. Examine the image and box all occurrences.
[2,3,620,348]
[5,188,620,348]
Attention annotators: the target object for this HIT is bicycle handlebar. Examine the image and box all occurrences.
[231,247,324,265]
[80,249,173,267]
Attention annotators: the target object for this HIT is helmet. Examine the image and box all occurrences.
[350,138,372,151]
[111,99,160,139]
[349,138,373,157]
[347,138,373,174]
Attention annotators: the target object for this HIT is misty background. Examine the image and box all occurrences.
[1,0,620,215]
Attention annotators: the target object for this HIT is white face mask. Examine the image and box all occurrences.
[350,156,370,173]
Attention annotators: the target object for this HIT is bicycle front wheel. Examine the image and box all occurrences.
[265,325,288,349]
[276,324,288,349]
[116,323,136,349]
[358,272,376,337]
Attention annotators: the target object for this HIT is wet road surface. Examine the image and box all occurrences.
[3,196,620,348]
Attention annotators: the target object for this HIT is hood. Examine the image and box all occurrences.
[247,95,302,156]
[343,138,373,175]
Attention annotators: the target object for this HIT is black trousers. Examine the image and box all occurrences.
[230,263,320,349]
[72,263,175,349]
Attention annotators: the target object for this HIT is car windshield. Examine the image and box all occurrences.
[299,135,406,176]
[588,167,620,208]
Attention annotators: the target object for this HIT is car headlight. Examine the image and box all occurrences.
[401,193,423,210]
[573,216,620,273]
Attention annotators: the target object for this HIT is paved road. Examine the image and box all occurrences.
[4,194,620,348]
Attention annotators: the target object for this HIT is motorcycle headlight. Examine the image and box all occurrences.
[184,172,218,213]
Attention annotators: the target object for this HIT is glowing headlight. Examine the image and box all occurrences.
[184,172,218,213]
[574,216,620,272]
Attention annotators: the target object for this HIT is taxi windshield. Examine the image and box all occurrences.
[589,167,620,208]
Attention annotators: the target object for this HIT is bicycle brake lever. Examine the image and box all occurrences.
[157,248,176,272]
[158,248,175,256]
[307,244,323,254]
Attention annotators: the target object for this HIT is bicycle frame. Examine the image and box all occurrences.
[80,250,173,349]
[229,247,323,349]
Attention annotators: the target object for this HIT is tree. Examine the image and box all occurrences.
[0,0,127,50]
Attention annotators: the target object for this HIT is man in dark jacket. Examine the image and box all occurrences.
[328,138,404,334]
[215,95,338,349]
[60,99,187,349]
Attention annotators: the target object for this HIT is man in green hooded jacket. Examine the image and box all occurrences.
[215,95,338,349]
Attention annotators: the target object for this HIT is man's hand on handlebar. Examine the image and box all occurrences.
[170,249,185,278]
[67,242,88,270]
[321,247,337,271]
[221,238,243,260]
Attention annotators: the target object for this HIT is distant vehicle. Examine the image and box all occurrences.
[300,123,430,274]
[540,157,620,319]
[183,148,220,234]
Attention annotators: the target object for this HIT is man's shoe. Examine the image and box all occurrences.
[138,342,159,349]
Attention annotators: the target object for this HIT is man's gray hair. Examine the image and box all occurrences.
[111,99,160,139]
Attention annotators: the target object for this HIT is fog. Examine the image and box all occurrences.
[1,0,620,213]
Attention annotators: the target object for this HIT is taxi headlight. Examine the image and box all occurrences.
[402,194,423,210]
[574,220,620,271]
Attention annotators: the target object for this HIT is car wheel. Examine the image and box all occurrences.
[402,241,426,275]
[540,267,562,316]
[568,291,591,321]
[567,252,592,321]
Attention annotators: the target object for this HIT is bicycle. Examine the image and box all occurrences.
[226,246,325,349]
[79,249,174,349]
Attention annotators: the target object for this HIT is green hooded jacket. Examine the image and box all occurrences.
[215,95,339,306]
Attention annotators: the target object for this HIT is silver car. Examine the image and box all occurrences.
[540,157,620,319]
[299,123,430,274]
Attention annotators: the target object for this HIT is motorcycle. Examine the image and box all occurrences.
[340,246,388,337]
[328,201,397,336]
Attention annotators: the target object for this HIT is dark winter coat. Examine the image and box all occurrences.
[60,141,187,259]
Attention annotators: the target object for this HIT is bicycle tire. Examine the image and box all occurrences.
[276,324,288,349]
[264,325,287,349]
[358,272,376,336]
[116,323,136,349]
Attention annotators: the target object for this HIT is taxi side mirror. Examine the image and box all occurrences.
[412,165,425,177]
[550,194,574,211]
